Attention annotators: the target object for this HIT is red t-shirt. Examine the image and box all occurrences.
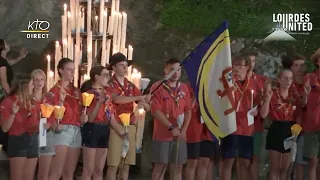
[151,81,192,141]
[45,81,83,126]
[302,72,320,131]
[251,73,267,132]
[86,88,115,123]
[233,78,260,136]
[109,76,142,124]
[268,89,301,121]
[0,96,36,136]
[185,83,203,143]
[201,125,213,141]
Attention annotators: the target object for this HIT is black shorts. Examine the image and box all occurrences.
[7,133,39,158]
[82,122,110,148]
[266,120,294,153]
[221,135,253,160]
[187,141,220,160]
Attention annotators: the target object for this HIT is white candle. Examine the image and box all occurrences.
[111,0,116,11]
[87,31,93,75]
[116,0,120,12]
[107,11,115,34]
[131,69,141,88]
[70,0,75,30]
[251,90,254,109]
[87,0,92,32]
[67,11,72,59]
[62,39,67,57]
[47,55,51,89]
[120,12,127,49]
[128,45,133,60]
[99,0,105,34]
[49,71,54,90]
[112,12,119,48]
[101,10,108,66]
[54,41,60,83]
[74,46,80,87]
[116,13,122,49]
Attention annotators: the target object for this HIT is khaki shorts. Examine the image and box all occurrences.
[303,131,320,159]
[107,125,136,166]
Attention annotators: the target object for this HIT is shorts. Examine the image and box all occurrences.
[187,141,220,161]
[7,133,39,158]
[253,132,263,155]
[303,131,320,159]
[107,125,136,166]
[39,130,55,156]
[54,125,82,148]
[295,135,308,164]
[82,122,110,148]
[266,121,294,153]
[152,140,187,165]
[221,135,253,160]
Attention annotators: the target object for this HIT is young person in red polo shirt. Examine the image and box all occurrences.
[106,53,150,180]
[241,49,267,180]
[302,51,320,180]
[80,65,125,180]
[46,58,88,180]
[220,54,259,180]
[260,69,307,180]
[0,75,41,180]
[150,58,192,180]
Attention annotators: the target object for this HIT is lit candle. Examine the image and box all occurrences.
[47,55,51,89]
[101,10,108,66]
[120,12,127,49]
[95,15,98,33]
[115,0,120,11]
[62,4,67,41]
[62,39,67,57]
[87,0,92,32]
[251,90,254,109]
[99,0,105,34]
[116,13,122,49]
[54,41,60,83]
[112,12,119,50]
[70,0,75,30]
[107,10,115,34]
[67,11,72,59]
[49,71,54,90]
[87,31,93,75]
[128,45,133,60]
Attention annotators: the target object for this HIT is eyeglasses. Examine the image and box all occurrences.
[233,64,247,67]
[100,73,110,78]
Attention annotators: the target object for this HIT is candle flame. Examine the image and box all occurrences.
[104,10,108,16]
[67,11,71,17]
[87,44,92,52]
[63,39,67,45]
[133,68,138,73]
[128,45,133,50]
[83,74,90,80]
[47,55,51,61]
[55,41,59,46]
[49,71,54,77]
[138,108,144,114]
[122,12,127,17]
[251,90,254,93]
[64,4,67,10]
[95,15,98,20]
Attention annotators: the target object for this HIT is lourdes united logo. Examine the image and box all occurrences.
[264,13,313,42]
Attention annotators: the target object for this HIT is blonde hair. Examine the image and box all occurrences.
[31,69,47,95]
[9,75,32,109]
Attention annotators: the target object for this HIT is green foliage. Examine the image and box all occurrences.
[159,0,320,55]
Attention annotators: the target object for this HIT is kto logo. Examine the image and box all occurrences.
[20,19,50,39]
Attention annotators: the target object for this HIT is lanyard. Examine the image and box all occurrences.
[112,77,131,96]
[235,78,250,111]
[275,88,295,115]
[162,81,181,108]
[90,88,111,120]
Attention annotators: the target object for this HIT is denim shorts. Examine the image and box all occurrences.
[7,133,39,158]
[39,130,55,156]
[54,125,82,148]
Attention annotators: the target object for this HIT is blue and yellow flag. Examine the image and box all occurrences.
[182,21,237,139]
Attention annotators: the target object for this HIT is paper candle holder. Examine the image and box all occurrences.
[140,78,150,90]
[82,92,94,107]
[54,106,66,120]
[291,124,302,137]
[40,104,55,118]
[119,113,130,127]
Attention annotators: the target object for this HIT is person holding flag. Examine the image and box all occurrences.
[106,52,150,180]
[150,57,192,180]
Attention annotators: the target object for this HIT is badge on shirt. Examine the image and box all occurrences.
[177,114,184,129]
[47,92,54,99]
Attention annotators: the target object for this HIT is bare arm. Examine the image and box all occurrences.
[1,114,16,132]
[142,102,150,112]
[7,56,24,66]
[180,110,191,133]
[260,98,271,119]
[88,101,103,123]
[111,94,142,104]
[154,110,172,127]
[109,114,125,135]
[0,66,10,93]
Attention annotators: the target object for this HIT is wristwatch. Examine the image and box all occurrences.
[168,125,174,131]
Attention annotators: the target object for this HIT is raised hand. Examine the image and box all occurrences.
[19,48,28,58]
[264,80,273,100]
[12,99,20,115]
[304,77,311,95]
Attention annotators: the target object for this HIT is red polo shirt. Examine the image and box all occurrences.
[0,96,34,136]
[45,81,82,126]
[151,81,192,141]
[109,76,141,124]
[185,83,203,143]
[302,71,320,132]
[86,88,115,123]
[233,78,260,136]
[268,89,301,121]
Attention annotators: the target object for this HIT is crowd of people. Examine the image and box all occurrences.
[0,37,320,180]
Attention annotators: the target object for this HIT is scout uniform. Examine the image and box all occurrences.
[45,81,83,148]
[107,76,141,166]
[82,88,115,149]
[150,80,191,164]
[303,71,320,159]
[0,96,39,158]
[220,77,259,160]
[265,88,301,153]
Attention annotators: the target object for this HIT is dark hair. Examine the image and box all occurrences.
[90,65,107,82]
[9,74,31,96]
[80,80,92,93]
[0,39,5,54]
[232,54,250,65]
[292,54,306,62]
[165,57,180,66]
[281,54,306,69]
[278,68,292,78]
[241,49,258,56]
[57,58,73,77]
